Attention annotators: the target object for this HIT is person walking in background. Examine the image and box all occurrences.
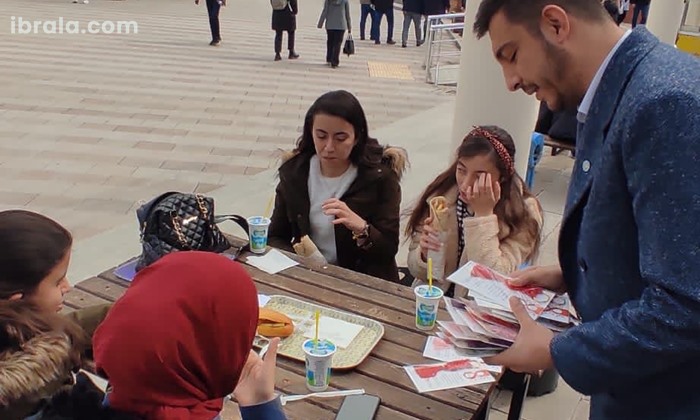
[196,0,224,46]
[272,0,299,61]
[617,0,631,25]
[371,0,396,45]
[318,0,351,68]
[402,0,424,47]
[360,0,379,41]
[422,0,449,45]
[631,0,651,27]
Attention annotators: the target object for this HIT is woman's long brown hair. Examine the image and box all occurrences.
[0,301,86,366]
[405,126,542,263]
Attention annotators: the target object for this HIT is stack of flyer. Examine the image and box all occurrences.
[440,261,580,357]
[405,262,580,393]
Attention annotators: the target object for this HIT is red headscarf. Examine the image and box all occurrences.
[93,251,259,420]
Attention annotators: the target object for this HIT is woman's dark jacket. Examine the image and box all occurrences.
[272,0,298,32]
[268,147,407,283]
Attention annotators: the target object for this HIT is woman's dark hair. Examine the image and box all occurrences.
[405,126,542,263]
[294,90,384,167]
[0,210,73,299]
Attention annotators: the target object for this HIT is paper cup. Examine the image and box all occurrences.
[247,216,271,254]
[426,231,447,280]
[414,285,444,331]
[302,339,337,392]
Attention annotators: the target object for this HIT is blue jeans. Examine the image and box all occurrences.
[372,8,394,42]
[360,4,379,40]
[632,4,650,27]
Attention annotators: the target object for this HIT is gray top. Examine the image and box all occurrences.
[318,0,352,31]
[360,0,371,4]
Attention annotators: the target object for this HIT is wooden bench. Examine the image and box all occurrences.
[65,236,499,420]
[543,135,576,157]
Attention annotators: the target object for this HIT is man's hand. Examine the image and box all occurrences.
[509,265,566,293]
[485,297,555,373]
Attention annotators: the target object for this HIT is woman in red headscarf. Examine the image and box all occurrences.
[92,251,286,420]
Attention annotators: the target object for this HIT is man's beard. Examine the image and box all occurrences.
[542,41,580,112]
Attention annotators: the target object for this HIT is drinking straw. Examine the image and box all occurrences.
[314,309,320,349]
[428,257,433,293]
[264,194,274,219]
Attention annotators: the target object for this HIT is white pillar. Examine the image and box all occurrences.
[450,2,539,177]
[645,0,687,45]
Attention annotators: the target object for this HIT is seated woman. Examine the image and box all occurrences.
[0,210,111,420]
[93,251,286,420]
[405,126,543,296]
[268,90,407,282]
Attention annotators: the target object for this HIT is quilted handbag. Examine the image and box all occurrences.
[135,192,249,271]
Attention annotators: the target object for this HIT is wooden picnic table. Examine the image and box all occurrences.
[65,236,498,420]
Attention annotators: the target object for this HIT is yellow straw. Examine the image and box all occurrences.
[428,257,433,293]
[314,310,320,348]
[264,194,274,219]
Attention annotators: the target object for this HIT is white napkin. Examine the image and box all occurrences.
[247,249,299,274]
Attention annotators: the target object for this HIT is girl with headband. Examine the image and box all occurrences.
[405,126,543,297]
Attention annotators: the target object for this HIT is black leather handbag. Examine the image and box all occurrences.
[135,192,248,271]
[343,34,355,56]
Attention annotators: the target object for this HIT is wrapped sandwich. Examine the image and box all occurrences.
[258,308,294,338]
[292,235,328,267]
[428,196,450,233]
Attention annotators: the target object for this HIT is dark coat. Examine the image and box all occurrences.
[371,0,394,12]
[552,28,700,419]
[0,304,112,420]
[402,0,423,14]
[272,0,298,32]
[268,148,407,283]
[535,101,577,146]
[422,0,448,16]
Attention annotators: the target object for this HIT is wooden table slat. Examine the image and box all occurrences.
[276,357,469,420]
[63,286,112,309]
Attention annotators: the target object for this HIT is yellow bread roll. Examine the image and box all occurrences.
[257,307,294,338]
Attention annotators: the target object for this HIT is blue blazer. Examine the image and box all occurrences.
[551,28,700,420]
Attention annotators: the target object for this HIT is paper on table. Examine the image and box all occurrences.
[246,249,299,274]
[258,294,271,307]
[404,360,496,393]
[422,336,503,373]
[301,315,364,349]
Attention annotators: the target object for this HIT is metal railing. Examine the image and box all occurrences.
[422,12,465,85]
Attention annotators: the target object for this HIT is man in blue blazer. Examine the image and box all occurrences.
[471,1,700,419]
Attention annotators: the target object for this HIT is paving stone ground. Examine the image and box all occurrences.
[0,0,453,240]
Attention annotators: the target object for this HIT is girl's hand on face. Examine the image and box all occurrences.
[464,173,501,217]
[322,198,366,233]
[419,216,442,261]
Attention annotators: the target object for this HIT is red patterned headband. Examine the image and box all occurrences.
[470,126,515,176]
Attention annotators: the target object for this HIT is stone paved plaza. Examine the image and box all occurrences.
[1,0,453,240]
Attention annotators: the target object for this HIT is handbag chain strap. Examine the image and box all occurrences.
[195,194,209,218]
[171,214,189,248]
